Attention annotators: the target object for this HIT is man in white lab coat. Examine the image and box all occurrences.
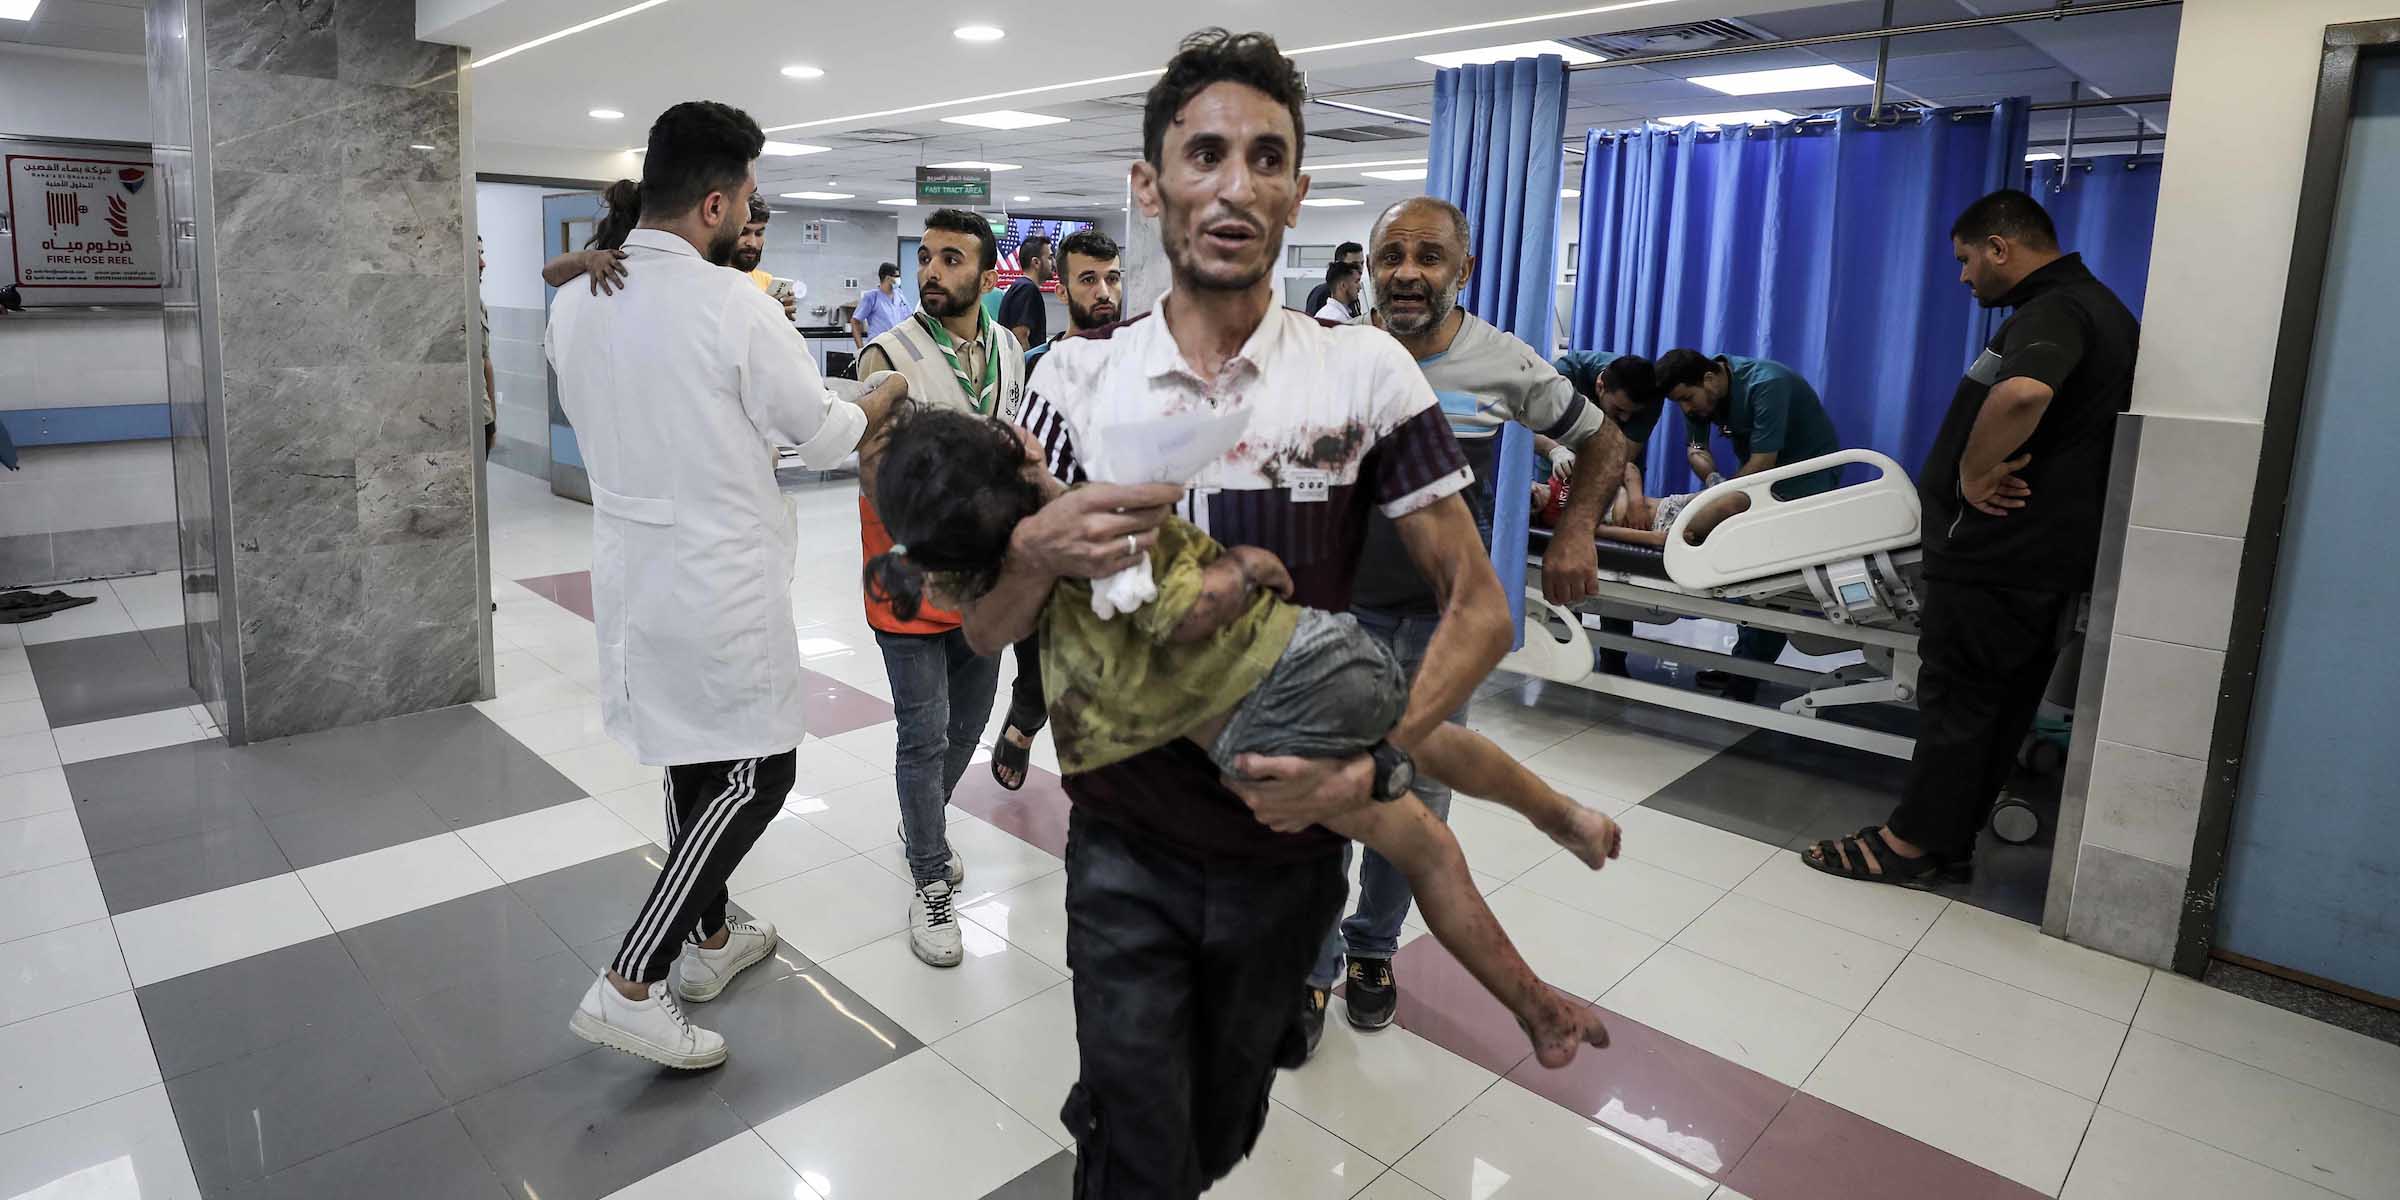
[549,100,901,1070]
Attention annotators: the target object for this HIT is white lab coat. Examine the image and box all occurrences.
[547,228,866,765]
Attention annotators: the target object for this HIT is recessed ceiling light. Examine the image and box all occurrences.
[1416,39,1602,69]
[1300,197,1365,207]
[0,0,43,20]
[782,191,855,200]
[953,24,1004,42]
[1688,64,1872,96]
[939,109,1068,130]
[1012,194,1031,202]
[760,141,830,157]
[779,64,825,80]
[929,160,1021,172]
[878,198,919,206]
[1653,109,1796,128]
[2025,151,2063,162]
[1561,187,1580,198]
[1315,157,1430,170]
[588,108,625,120]
[1361,168,1428,181]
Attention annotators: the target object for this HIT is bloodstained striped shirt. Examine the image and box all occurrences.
[1016,302,1472,861]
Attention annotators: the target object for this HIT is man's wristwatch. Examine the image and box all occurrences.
[1368,740,1415,804]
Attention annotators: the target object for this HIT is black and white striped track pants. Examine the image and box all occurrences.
[609,749,796,984]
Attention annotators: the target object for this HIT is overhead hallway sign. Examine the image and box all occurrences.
[916,166,992,207]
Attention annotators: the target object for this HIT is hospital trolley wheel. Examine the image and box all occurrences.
[2022,737,2068,776]
[1990,797,2042,846]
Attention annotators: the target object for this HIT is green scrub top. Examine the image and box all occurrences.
[1715,354,1844,497]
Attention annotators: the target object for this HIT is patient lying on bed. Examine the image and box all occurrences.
[1535,464,1750,548]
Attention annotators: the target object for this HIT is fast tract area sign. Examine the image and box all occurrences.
[916,166,992,207]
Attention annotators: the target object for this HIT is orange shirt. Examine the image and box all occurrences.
[859,495,960,634]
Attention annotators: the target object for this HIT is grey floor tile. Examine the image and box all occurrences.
[409,750,591,830]
[698,951,921,1124]
[340,887,572,1005]
[65,743,268,856]
[234,740,393,818]
[260,788,449,870]
[165,1009,445,1192]
[211,1110,511,1200]
[26,631,201,727]
[510,846,669,949]
[455,1046,746,1200]
[91,816,290,914]
[139,621,187,666]
[568,898,754,977]
[983,1150,1077,1199]
[387,950,600,1103]
[267,708,585,828]
[1641,728,1912,846]
[135,935,388,1079]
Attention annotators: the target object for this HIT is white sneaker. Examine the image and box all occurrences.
[896,821,967,885]
[567,975,728,1070]
[672,918,779,1003]
[910,879,964,967]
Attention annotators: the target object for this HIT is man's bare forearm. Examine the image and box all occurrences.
[1394,574,1509,750]
[1555,423,1629,537]
[962,561,1054,655]
[1959,378,2052,481]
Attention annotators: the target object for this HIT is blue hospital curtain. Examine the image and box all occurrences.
[1570,101,2030,496]
[1427,54,1567,647]
[2029,156,2161,318]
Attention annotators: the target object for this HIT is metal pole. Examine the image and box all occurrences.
[1869,0,1896,124]
[2059,81,2080,192]
[1560,0,2180,73]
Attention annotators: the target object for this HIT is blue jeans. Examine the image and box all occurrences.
[1306,607,1462,990]
[875,628,1001,886]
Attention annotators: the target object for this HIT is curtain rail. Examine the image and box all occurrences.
[1560,0,2183,73]
[1573,91,2171,143]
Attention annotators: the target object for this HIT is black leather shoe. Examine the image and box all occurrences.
[1300,985,1331,1060]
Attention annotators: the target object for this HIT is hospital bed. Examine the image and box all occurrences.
[1500,449,1927,760]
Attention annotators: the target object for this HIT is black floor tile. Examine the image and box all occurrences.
[26,631,201,728]
[510,846,670,950]
[136,936,388,1080]
[455,1047,747,1200]
[340,887,574,1005]
[260,789,450,870]
[209,1110,511,1200]
[387,949,604,1103]
[91,817,290,914]
[165,1010,446,1192]
[697,951,921,1125]
[1642,729,1911,848]
[984,1150,1077,1198]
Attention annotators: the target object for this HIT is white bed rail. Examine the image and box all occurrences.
[1663,449,1922,590]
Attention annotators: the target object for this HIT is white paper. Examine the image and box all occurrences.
[1078,409,1253,619]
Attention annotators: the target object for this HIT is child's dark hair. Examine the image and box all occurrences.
[590,179,641,250]
[863,404,1047,622]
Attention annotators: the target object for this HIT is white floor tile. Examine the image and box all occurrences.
[935,982,1080,1147]
[1603,946,1853,1087]
[733,855,913,963]
[0,1083,199,1200]
[109,574,187,631]
[960,869,1071,976]
[0,993,161,1136]
[1803,1017,2094,1195]
[0,808,89,877]
[1731,850,1948,950]
[1482,883,1662,1001]
[16,595,137,645]
[1671,892,1906,1012]
[1444,798,1572,882]
[2101,1029,2400,1200]
[114,873,332,986]
[0,729,61,777]
[789,735,890,795]
[1611,806,1779,890]
[0,669,34,704]
[869,815,1065,905]
[1210,1101,1385,1200]
[0,918,130,1029]
[754,1048,1056,1200]
[457,797,649,883]
[723,810,856,893]
[1709,1190,1758,1200]
[595,780,670,847]
[604,1129,820,1200]
[2061,1106,2345,1200]
[0,765,71,823]
[1461,700,1599,763]
[2135,969,2400,1116]
[822,925,1063,1042]
[1358,1171,1442,1200]
[820,720,898,769]
[489,704,613,755]
[54,708,210,765]
[1864,955,2128,1100]
[0,859,107,944]
[1278,1008,1497,1164]
[541,739,659,795]
[296,832,501,931]
[1513,850,1723,942]
[1520,723,1725,804]
[0,642,27,673]
[800,649,895,702]
[786,774,914,853]
[0,697,47,737]
[1393,1077,1715,1200]
[1913,900,2151,1022]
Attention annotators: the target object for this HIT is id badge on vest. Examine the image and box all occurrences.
[1286,468,1330,503]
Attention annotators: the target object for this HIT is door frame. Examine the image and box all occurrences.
[2177,18,2400,978]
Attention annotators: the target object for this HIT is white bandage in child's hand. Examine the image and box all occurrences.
[1077,408,1254,620]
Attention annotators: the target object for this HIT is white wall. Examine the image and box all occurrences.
[0,47,150,142]
[474,182,549,310]
[753,207,902,328]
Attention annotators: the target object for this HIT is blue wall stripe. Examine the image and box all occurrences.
[0,404,171,446]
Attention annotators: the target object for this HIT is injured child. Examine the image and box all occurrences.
[1535,462,1751,549]
[863,403,1619,1067]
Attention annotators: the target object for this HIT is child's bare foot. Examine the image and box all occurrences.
[1519,993,1610,1068]
[1538,802,1622,870]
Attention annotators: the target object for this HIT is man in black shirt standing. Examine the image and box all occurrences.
[998,232,1052,352]
[1804,188,2138,887]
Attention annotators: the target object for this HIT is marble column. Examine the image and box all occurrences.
[148,0,489,742]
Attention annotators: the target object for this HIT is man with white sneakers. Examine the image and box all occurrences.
[548,99,899,1068]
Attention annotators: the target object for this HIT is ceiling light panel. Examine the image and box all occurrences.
[783,191,855,200]
[0,0,40,20]
[1416,39,1603,69]
[1361,168,1429,181]
[953,24,1005,42]
[1653,109,1796,128]
[780,64,824,80]
[761,141,831,156]
[939,110,1070,131]
[1686,64,1872,96]
[1300,197,1365,207]
[929,160,1021,172]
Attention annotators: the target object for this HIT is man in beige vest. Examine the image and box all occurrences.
[854,208,1023,967]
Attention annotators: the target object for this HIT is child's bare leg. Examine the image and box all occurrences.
[1324,796,1607,1068]
[1414,724,1622,869]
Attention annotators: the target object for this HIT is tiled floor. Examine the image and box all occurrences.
[3,466,2394,1200]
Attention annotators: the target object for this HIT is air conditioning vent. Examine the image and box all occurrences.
[1307,179,1364,191]
[1312,124,1423,144]
[1567,17,1775,58]
[838,128,924,145]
